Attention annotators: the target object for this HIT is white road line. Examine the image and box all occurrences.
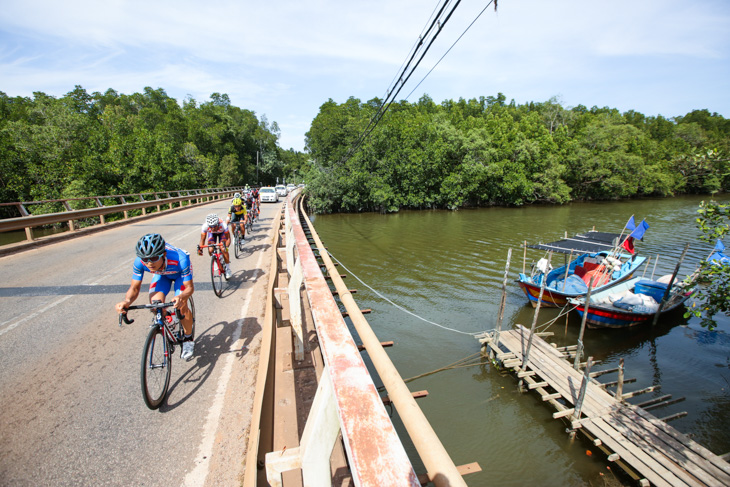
[0,210,211,337]
[0,260,131,337]
[0,295,74,337]
[183,245,267,487]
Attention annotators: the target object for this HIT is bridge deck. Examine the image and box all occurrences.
[485,325,730,487]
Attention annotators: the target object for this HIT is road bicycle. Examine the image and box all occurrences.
[200,242,229,297]
[245,211,254,233]
[230,223,245,259]
[119,298,196,409]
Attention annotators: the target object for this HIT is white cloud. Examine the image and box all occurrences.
[1,0,729,151]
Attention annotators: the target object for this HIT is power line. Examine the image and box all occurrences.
[405,0,496,101]
[337,0,462,165]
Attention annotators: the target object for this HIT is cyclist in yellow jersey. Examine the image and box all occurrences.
[226,197,248,240]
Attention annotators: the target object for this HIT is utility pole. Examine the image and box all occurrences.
[256,151,259,186]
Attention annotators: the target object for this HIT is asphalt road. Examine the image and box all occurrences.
[0,199,280,486]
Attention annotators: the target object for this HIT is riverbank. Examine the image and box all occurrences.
[312,194,730,486]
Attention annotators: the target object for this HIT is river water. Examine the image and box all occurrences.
[311,194,730,487]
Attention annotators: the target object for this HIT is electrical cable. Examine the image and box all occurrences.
[337,0,463,165]
[328,251,482,336]
[405,0,496,101]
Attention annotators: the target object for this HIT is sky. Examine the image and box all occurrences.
[1,0,729,152]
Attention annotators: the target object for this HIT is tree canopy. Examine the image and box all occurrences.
[303,95,730,213]
[2,87,728,218]
[0,86,308,216]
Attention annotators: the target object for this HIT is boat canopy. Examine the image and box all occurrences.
[527,231,621,255]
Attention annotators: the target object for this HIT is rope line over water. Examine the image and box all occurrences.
[327,252,481,337]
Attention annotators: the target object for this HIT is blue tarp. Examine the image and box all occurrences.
[551,274,588,294]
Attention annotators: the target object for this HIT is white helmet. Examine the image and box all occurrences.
[234,192,241,199]
[206,214,219,227]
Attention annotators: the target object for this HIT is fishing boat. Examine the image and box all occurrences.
[568,276,691,328]
[516,230,648,307]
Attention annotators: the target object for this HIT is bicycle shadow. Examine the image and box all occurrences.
[160,319,246,412]
[235,243,271,260]
[215,267,265,297]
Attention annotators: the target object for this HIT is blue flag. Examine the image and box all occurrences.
[626,216,636,232]
[629,219,649,240]
[715,239,725,252]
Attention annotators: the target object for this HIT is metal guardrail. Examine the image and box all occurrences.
[0,187,244,241]
[263,190,421,486]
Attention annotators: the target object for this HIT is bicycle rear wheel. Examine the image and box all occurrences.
[211,254,223,297]
[141,326,171,410]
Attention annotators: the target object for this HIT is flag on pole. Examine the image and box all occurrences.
[628,219,649,241]
[626,216,636,232]
[621,236,635,254]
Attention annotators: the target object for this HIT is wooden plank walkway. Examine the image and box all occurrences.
[482,325,730,487]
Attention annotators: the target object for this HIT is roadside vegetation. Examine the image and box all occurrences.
[0,86,308,218]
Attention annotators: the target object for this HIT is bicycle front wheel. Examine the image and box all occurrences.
[238,228,245,253]
[141,326,171,410]
[188,296,196,330]
[211,254,223,297]
[234,231,242,259]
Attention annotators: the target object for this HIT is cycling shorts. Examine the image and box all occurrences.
[207,232,226,245]
[149,273,188,297]
[230,212,246,223]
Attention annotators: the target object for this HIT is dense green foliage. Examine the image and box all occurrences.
[685,200,730,329]
[0,86,308,216]
[303,94,730,213]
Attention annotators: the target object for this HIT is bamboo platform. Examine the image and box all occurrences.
[480,325,730,487]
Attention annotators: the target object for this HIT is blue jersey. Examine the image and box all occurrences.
[132,244,193,282]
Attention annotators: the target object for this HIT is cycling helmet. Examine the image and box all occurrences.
[206,214,220,227]
[136,233,166,259]
[234,192,241,199]
[232,198,243,206]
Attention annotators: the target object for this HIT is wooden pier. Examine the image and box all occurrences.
[479,325,730,487]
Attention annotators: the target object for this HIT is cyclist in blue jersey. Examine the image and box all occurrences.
[116,233,197,361]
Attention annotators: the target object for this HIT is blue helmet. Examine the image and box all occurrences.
[135,233,166,259]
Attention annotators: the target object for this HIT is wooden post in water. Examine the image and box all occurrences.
[573,357,593,422]
[561,251,573,292]
[522,240,527,274]
[492,248,512,358]
[574,277,595,370]
[616,358,625,401]
[520,252,551,390]
[563,252,574,335]
[652,243,690,326]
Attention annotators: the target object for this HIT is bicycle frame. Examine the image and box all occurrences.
[201,243,226,262]
[120,301,184,342]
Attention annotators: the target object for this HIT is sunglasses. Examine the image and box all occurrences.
[142,255,163,264]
